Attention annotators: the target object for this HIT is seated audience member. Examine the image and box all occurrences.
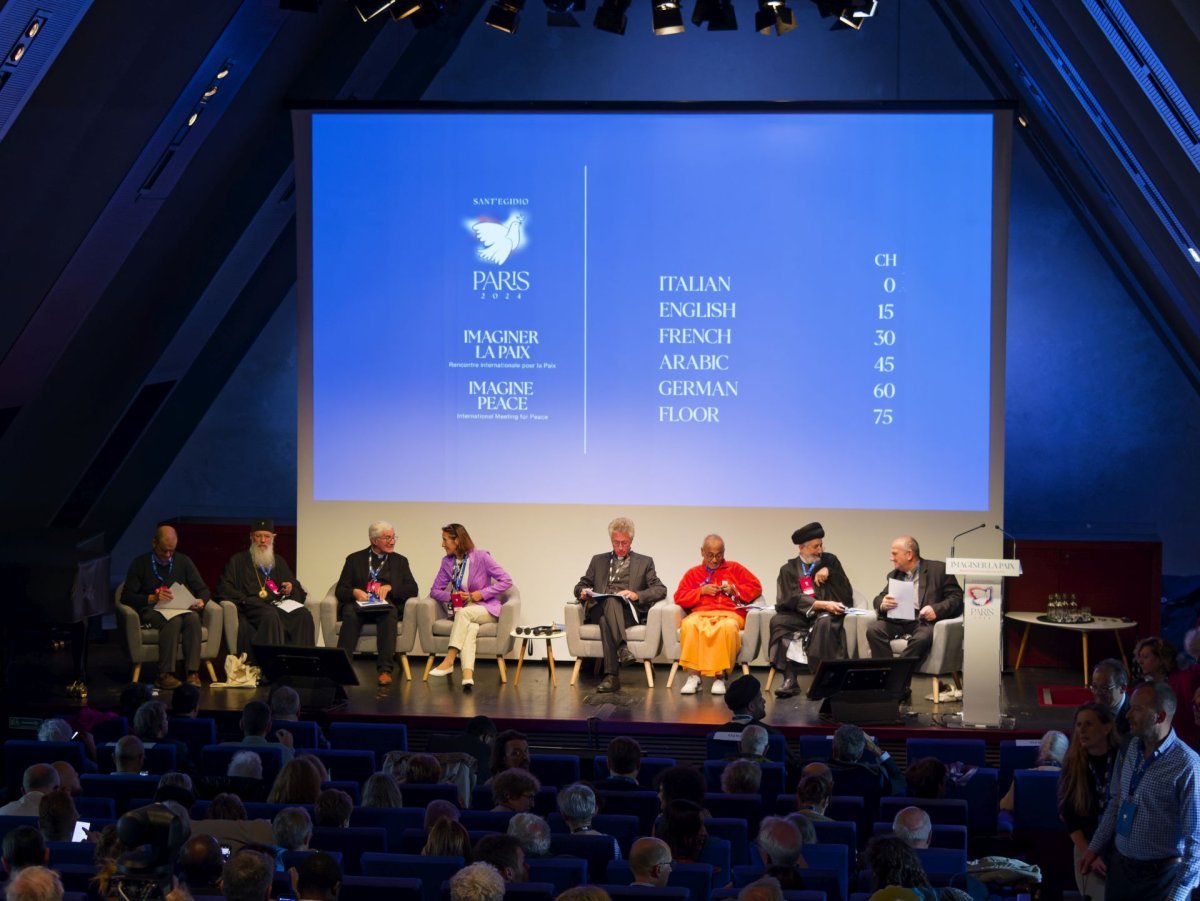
[291,851,341,901]
[382,749,412,783]
[295,753,329,783]
[272,807,312,853]
[739,725,770,760]
[428,715,498,782]
[794,774,832,820]
[404,753,444,784]
[998,730,1067,811]
[892,807,932,848]
[268,759,322,805]
[113,735,146,774]
[361,772,404,808]
[155,772,196,809]
[673,534,763,696]
[37,719,73,743]
[558,783,621,858]
[424,799,461,830]
[800,761,833,787]
[721,759,762,794]
[133,700,195,772]
[473,834,529,883]
[2,827,47,877]
[222,700,295,763]
[830,723,904,794]
[489,730,531,777]
[170,681,202,718]
[3,866,64,901]
[656,765,708,810]
[313,789,353,829]
[191,793,274,854]
[0,765,59,816]
[657,800,711,866]
[508,813,552,859]
[1090,659,1131,738]
[450,862,506,901]
[491,769,539,813]
[784,813,817,846]
[50,762,81,797]
[757,817,808,889]
[223,849,275,901]
[267,687,329,749]
[178,835,225,896]
[904,758,948,800]
[865,836,971,901]
[629,837,673,887]
[204,750,269,803]
[37,791,78,843]
[423,818,473,859]
[556,889,613,901]
[1058,701,1119,901]
[739,876,785,901]
[597,737,642,790]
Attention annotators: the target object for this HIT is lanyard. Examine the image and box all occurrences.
[1128,740,1164,797]
[258,564,273,577]
[701,565,720,586]
[800,559,818,580]
[150,554,173,584]
[452,557,467,590]
[368,552,387,583]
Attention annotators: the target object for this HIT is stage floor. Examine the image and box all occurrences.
[6,630,1080,746]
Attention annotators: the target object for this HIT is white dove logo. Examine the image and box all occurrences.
[470,213,524,266]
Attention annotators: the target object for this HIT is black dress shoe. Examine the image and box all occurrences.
[617,647,637,667]
[597,674,620,693]
[774,677,800,699]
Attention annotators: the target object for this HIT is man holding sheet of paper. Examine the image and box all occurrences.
[573,517,668,694]
[121,525,210,689]
[866,536,962,663]
[216,519,315,660]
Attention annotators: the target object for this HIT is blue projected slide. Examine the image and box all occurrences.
[310,110,995,510]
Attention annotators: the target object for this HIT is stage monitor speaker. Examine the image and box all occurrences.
[807,656,918,725]
[251,644,359,709]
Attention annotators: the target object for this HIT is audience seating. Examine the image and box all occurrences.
[324,779,361,804]
[350,805,424,833]
[998,740,1041,796]
[74,796,116,819]
[829,768,883,826]
[438,882,556,901]
[339,876,422,901]
[705,730,788,764]
[596,790,660,836]
[812,820,857,854]
[45,841,98,865]
[879,797,968,827]
[798,735,834,761]
[471,784,557,817]
[200,744,286,786]
[601,888,689,901]
[607,861,714,900]
[593,755,676,787]
[549,832,618,883]
[703,759,785,798]
[733,865,845,901]
[461,809,517,831]
[530,752,582,787]
[79,773,160,814]
[704,817,751,866]
[318,582,419,681]
[397,782,458,807]
[91,717,130,744]
[547,812,640,856]
[277,719,322,749]
[97,741,177,774]
[4,740,93,792]
[702,792,764,836]
[527,857,588,894]
[312,748,375,784]
[870,822,968,851]
[712,892,826,901]
[312,824,386,872]
[167,717,217,762]
[906,738,987,767]
[361,854,463,901]
[327,722,408,766]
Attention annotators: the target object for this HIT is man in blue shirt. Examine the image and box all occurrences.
[1081,681,1200,901]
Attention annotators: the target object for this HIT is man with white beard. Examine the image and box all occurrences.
[216,519,314,658]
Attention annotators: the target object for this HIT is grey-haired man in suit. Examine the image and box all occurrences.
[866,535,963,662]
[574,517,668,693]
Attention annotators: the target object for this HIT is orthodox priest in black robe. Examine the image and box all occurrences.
[216,519,315,659]
[770,522,853,698]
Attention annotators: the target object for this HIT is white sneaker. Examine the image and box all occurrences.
[711,677,727,695]
[681,674,702,695]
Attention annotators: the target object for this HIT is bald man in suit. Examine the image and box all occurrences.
[866,535,962,662]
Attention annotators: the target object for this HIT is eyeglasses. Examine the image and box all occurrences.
[1089,682,1118,692]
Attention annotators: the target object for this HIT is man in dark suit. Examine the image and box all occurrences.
[573,517,668,693]
[866,535,963,663]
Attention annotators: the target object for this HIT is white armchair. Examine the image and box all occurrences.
[317,583,419,681]
[218,598,322,664]
[852,611,965,702]
[660,603,763,688]
[563,598,671,688]
[415,586,522,682]
[761,587,873,691]
[114,582,223,682]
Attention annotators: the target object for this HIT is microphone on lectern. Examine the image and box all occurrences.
[994,524,1018,561]
[949,523,986,559]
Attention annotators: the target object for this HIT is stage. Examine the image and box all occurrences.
[5,630,1080,758]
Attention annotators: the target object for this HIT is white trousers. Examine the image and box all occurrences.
[1073,842,1107,901]
[448,603,497,671]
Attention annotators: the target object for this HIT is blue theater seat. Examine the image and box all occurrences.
[338,876,422,901]
[592,755,676,788]
[527,857,588,893]
[607,861,713,900]
[906,738,987,767]
[327,722,408,767]
[530,753,581,787]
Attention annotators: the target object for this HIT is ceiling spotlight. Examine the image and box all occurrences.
[545,0,585,26]
[811,0,876,30]
[652,0,684,34]
[755,0,794,34]
[485,0,523,32]
[351,0,398,20]
[593,0,629,33]
[693,0,736,30]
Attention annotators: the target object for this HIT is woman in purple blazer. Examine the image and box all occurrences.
[428,523,514,689]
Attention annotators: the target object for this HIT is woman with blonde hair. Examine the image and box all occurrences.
[422,818,472,859]
[1058,702,1119,901]
[362,771,404,808]
[267,758,322,805]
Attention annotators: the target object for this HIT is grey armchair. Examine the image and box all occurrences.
[114,582,223,682]
[563,598,671,688]
[660,603,763,688]
[851,611,965,702]
[219,597,322,665]
[317,583,419,680]
[761,588,873,691]
[415,586,522,682]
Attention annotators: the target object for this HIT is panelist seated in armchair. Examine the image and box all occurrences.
[573,516,668,694]
[866,535,962,662]
[122,525,211,690]
[674,534,763,697]
[334,520,419,686]
[428,523,513,690]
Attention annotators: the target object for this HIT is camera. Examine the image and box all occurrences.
[104,804,188,901]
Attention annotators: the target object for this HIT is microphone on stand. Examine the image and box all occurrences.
[994,524,1018,561]
[950,523,986,558]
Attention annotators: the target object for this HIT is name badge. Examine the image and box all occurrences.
[799,576,816,596]
[366,580,381,597]
[1116,799,1137,837]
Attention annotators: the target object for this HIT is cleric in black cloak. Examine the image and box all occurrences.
[770,522,853,698]
[216,519,315,658]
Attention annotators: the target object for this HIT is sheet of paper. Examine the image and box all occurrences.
[356,596,389,608]
[886,578,917,620]
[153,582,199,618]
[587,593,640,624]
[275,599,304,613]
[845,607,874,616]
